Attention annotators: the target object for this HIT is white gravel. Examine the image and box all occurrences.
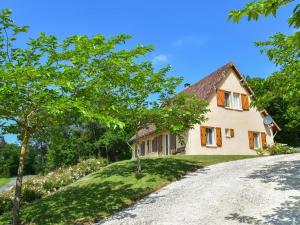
[96,154,300,225]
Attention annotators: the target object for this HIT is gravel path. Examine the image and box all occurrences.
[97,154,300,225]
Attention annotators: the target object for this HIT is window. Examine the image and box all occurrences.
[233,93,240,109]
[147,140,150,153]
[165,135,169,155]
[225,92,231,108]
[253,132,260,149]
[206,127,215,145]
[140,142,145,156]
[225,128,231,138]
[152,138,157,152]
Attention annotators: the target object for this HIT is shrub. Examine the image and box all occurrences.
[256,143,297,155]
[0,158,107,215]
[267,143,297,155]
[0,191,13,215]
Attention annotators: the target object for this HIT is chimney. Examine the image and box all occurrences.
[184,83,190,88]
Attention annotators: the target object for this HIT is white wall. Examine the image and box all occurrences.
[185,69,274,155]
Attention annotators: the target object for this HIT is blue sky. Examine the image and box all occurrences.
[1,0,295,143]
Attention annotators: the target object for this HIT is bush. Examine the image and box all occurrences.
[0,158,107,215]
[256,143,297,155]
[0,192,13,215]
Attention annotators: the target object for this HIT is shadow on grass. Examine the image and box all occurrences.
[225,159,300,225]
[0,157,206,225]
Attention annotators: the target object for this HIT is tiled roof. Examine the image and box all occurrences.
[130,61,254,142]
[181,62,234,100]
[129,124,157,142]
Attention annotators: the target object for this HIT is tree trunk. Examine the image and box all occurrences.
[12,129,30,225]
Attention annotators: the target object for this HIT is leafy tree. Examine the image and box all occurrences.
[0,143,19,177]
[0,8,208,224]
[229,0,300,146]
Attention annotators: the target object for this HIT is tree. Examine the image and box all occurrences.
[0,8,208,224]
[229,0,300,146]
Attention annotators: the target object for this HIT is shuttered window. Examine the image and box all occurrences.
[158,135,163,155]
[261,132,267,148]
[141,141,145,156]
[248,131,254,149]
[200,126,206,145]
[216,127,222,146]
[248,131,263,149]
[230,128,234,137]
[241,94,250,110]
[217,89,225,107]
[170,134,176,154]
[152,138,157,152]
[225,92,231,108]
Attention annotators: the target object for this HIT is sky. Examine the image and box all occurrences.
[1,0,295,143]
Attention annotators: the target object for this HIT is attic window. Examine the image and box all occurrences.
[225,92,231,108]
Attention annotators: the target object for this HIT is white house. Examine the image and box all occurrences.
[130,62,280,156]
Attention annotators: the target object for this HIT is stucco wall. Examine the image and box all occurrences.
[185,69,274,155]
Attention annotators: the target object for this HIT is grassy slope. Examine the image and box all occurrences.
[0,178,11,187]
[0,155,256,225]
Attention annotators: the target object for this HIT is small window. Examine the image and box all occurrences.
[225,92,231,108]
[233,93,240,109]
[253,132,261,149]
[152,138,157,152]
[225,128,231,138]
[206,127,215,145]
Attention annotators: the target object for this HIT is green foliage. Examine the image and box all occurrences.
[229,0,300,146]
[0,7,208,170]
[247,75,300,146]
[0,158,107,215]
[0,192,12,215]
[0,155,256,225]
[256,143,297,155]
[0,144,19,177]
[0,143,42,177]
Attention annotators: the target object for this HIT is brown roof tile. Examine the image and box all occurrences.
[181,62,234,100]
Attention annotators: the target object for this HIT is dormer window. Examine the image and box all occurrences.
[225,92,231,108]
[233,93,241,109]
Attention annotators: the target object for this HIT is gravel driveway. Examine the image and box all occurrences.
[97,154,300,225]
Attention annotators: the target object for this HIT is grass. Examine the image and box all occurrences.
[0,178,11,188]
[0,155,257,225]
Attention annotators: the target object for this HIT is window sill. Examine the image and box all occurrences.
[206,144,218,148]
[224,107,243,112]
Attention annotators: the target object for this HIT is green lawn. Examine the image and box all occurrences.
[0,178,11,188]
[0,155,257,225]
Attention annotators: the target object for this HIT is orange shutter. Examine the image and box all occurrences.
[241,94,250,111]
[261,132,267,148]
[248,131,254,149]
[217,89,225,107]
[200,126,206,145]
[216,127,222,146]
[230,128,234,137]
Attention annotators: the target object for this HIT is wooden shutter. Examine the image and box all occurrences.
[158,135,163,155]
[261,132,267,148]
[248,131,254,149]
[170,134,176,154]
[141,141,145,156]
[241,94,249,111]
[200,126,206,145]
[217,89,225,107]
[230,128,234,137]
[216,127,222,147]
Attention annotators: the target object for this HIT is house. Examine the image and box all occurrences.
[130,62,280,156]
